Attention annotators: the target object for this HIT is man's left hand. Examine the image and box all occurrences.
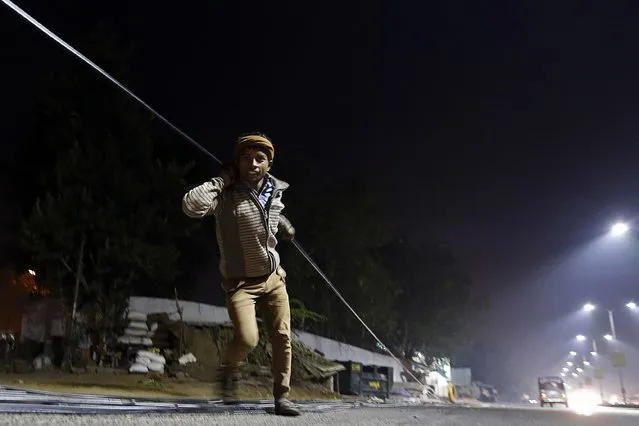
[281,227,295,242]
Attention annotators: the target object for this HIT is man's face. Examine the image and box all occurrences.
[237,147,272,183]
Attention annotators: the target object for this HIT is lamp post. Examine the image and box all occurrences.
[607,310,627,405]
[582,301,629,404]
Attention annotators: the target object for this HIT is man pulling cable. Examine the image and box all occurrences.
[182,133,300,417]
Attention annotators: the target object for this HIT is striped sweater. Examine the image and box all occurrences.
[182,174,294,280]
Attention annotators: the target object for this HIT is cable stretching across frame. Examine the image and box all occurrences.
[1,0,425,387]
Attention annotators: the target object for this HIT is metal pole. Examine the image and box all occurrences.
[617,369,626,404]
[608,309,627,404]
[590,340,605,400]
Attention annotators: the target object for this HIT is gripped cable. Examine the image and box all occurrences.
[2,0,424,386]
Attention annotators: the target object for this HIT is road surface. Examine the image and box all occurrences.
[1,403,638,425]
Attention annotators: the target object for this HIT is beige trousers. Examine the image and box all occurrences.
[223,269,292,399]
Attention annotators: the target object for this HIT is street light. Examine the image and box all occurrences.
[611,222,630,237]
[28,269,36,276]
[626,301,637,310]
[583,303,596,312]
[576,335,587,342]
[569,351,577,356]
[604,334,614,341]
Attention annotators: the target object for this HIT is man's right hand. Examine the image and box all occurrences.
[219,164,237,186]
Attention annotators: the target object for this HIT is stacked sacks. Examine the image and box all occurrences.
[129,349,166,374]
[117,311,157,347]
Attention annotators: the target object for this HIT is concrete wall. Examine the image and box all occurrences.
[128,296,231,325]
[293,330,405,382]
[451,367,472,387]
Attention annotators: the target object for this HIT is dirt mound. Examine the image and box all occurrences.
[148,315,344,385]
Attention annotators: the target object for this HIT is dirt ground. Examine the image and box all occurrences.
[0,371,341,401]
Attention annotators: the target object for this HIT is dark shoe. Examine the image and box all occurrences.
[274,398,301,416]
[221,371,238,404]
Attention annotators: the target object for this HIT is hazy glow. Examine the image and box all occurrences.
[570,389,601,416]
[611,222,630,237]
[627,301,637,310]
[584,361,590,366]
[576,335,587,342]
[569,351,577,356]
[583,303,596,312]
[604,334,613,341]
[28,269,36,276]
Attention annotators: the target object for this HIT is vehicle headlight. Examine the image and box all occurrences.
[570,389,601,414]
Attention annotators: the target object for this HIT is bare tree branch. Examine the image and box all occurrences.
[60,255,90,292]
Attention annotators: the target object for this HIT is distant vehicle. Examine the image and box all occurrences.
[538,376,568,407]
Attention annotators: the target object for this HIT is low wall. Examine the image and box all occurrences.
[20,296,430,387]
[130,297,405,382]
[293,330,404,382]
[128,296,231,325]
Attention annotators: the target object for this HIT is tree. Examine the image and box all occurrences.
[280,177,483,362]
[380,238,484,360]
[281,179,401,349]
[20,27,198,363]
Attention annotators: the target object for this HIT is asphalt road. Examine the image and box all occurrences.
[1,404,638,425]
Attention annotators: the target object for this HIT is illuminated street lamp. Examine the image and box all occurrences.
[569,351,577,356]
[626,301,637,310]
[583,303,596,312]
[28,269,36,276]
[611,222,630,237]
[604,334,614,341]
[576,335,587,342]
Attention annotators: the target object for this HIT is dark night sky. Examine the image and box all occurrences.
[3,0,639,392]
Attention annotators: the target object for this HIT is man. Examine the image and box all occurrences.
[181,133,300,417]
